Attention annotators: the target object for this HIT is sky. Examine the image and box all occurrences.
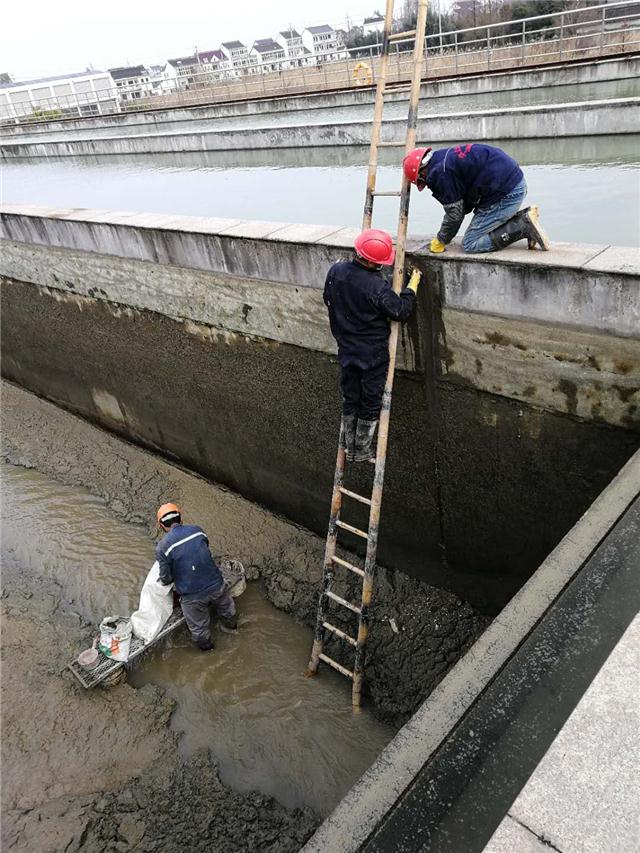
[0,0,412,81]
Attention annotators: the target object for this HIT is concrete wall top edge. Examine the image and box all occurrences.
[2,97,638,149]
[1,205,638,279]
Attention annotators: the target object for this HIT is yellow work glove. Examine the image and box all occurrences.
[429,237,446,254]
[407,268,422,294]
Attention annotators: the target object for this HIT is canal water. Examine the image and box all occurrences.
[2,135,639,246]
[1,461,394,817]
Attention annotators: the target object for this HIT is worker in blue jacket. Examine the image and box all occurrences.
[403,143,549,254]
[324,229,421,463]
[155,503,237,651]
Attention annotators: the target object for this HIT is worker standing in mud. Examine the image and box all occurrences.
[324,228,420,463]
[402,143,550,254]
[155,503,237,651]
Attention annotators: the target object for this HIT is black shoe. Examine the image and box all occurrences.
[219,616,238,634]
[197,640,214,651]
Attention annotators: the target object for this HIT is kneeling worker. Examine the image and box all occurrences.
[155,503,237,651]
[403,143,549,254]
[324,229,421,463]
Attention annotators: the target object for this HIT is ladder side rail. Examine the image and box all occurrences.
[306,432,347,675]
[362,0,396,230]
[352,0,430,711]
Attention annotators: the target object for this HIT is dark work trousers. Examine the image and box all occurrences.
[180,585,236,646]
[340,360,389,420]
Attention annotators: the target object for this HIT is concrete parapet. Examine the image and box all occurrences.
[1,98,639,160]
[1,205,639,610]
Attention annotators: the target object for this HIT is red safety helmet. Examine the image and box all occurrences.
[353,229,395,266]
[403,146,433,191]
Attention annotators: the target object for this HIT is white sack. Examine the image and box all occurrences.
[99,616,133,662]
[130,561,174,644]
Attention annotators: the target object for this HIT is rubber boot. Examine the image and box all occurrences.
[341,414,357,462]
[354,419,378,463]
[197,640,214,651]
[489,205,550,251]
[219,614,238,634]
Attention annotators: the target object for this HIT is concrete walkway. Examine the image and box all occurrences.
[484,613,640,853]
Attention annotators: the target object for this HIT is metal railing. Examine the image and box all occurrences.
[1,1,638,127]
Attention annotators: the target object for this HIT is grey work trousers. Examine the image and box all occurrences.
[180,585,236,646]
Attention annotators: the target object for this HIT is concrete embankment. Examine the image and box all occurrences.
[2,98,638,159]
[2,55,637,141]
[1,205,639,614]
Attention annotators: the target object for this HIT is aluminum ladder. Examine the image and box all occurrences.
[305,0,429,710]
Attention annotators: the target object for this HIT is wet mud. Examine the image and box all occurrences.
[0,380,489,847]
[2,381,488,726]
[0,560,317,852]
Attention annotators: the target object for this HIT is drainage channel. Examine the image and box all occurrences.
[0,460,394,821]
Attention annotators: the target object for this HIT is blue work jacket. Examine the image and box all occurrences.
[323,259,416,369]
[155,524,224,597]
[426,144,523,211]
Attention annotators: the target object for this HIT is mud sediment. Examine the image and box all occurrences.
[2,380,488,728]
[0,558,317,852]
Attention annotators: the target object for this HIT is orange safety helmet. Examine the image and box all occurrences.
[354,229,395,266]
[157,502,182,527]
[403,146,433,191]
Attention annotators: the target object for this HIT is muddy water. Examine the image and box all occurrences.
[1,461,394,817]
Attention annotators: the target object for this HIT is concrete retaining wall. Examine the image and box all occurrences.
[2,98,639,160]
[2,56,637,141]
[1,205,639,611]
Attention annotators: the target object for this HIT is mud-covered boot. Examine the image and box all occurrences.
[340,414,357,462]
[354,419,378,463]
[489,205,550,251]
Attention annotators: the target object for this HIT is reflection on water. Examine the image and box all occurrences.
[1,462,394,816]
[3,135,639,246]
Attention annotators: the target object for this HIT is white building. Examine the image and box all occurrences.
[0,70,118,123]
[220,41,258,75]
[275,29,306,67]
[363,13,386,36]
[302,25,348,63]
[108,65,153,103]
[250,38,287,72]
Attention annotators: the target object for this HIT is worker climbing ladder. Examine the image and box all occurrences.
[306,0,429,709]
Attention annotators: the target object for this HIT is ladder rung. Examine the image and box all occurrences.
[389,29,416,40]
[331,555,365,578]
[325,590,362,615]
[371,190,401,197]
[339,486,372,506]
[322,621,357,647]
[377,141,402,147]
[336,520,368,539]
[319,653,354,679]
[388,85,412,93]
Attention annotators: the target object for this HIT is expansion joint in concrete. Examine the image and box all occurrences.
[509,814,565,852]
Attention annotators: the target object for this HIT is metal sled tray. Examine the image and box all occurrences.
[67,608,186,689]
